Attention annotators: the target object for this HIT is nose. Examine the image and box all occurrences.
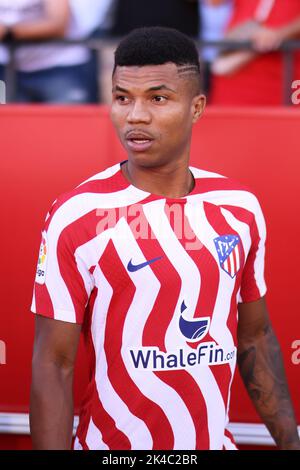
[127,99,151,124]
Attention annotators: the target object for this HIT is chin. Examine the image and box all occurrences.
[128,153,157,167]
[128,152,170,169]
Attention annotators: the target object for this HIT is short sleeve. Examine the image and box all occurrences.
[238,197,267,303]
[30,198,94,324]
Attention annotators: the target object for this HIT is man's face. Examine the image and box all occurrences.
[110,62,205,168]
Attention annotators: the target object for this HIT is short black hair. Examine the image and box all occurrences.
[113,26,201,92]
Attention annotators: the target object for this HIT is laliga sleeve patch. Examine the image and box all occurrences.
[35,231,48,285]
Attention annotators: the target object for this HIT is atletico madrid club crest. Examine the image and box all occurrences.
[214,234,241,278]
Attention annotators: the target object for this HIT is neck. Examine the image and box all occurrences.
[122,159,195,198]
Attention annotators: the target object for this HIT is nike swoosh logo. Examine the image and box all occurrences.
[127,256,163,272]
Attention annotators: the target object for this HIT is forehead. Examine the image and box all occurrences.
[112,63,183,91]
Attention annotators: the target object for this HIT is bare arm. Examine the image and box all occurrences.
[280,15,300,40]
[237,297,300,450]
[252,15,300,52]
[11,0,70,40]
[30,314,81,450]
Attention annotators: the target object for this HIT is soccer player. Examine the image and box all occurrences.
[30,27,300,450]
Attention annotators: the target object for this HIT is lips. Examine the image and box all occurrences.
[125,130,154,152]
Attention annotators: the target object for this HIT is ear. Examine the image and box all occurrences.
[191,94,206,124]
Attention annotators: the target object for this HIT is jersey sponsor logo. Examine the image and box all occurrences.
[179,300,210,342]
[129,344,236,371]
[128,300,235,371]
[35,231,47,285]
[127,256,163,272]
[214,234,241,278]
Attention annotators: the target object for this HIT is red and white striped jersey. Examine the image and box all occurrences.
[30,161,267,450]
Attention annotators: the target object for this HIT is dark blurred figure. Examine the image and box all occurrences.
[0,0,116,104]
[112,0,199,37]
[199,0,233,96]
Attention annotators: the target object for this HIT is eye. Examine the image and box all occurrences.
[116,95,129,104]
[152,95,168,103]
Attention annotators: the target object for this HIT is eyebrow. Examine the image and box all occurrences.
[112,84,177,93]
[147,85,177,93]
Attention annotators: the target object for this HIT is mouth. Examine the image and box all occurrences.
[125,131,154,152]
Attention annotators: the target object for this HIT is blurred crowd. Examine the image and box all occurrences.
[0,0,300,106]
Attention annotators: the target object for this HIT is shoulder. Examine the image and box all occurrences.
[43,163,124,231]
[190,166,265,218]
[191,165,251,192]
[190,166,228,181]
